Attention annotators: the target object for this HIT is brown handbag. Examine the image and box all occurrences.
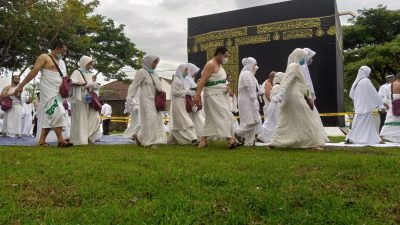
[185,95,193,112]
[0,97,12,111]
[147,71,166,111]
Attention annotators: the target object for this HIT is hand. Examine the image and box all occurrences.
[384,103,389,110]
[81,82,88,86]
[13,85,23,99]
[186,90,195,96]
[193,94,201,106]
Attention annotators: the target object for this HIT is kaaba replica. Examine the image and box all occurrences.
[187,0,344,126]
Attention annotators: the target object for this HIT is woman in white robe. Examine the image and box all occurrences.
[168,64,198,144]
[128,54,166,148]
[184,63,205,139]
[69,56,101,145]
[346,66,383,144]
[234,57,261,146]
[271,48,326,148]
[380,74,400,143]
[257,72,284,143]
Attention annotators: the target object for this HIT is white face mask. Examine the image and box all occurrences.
[222,57,228,65]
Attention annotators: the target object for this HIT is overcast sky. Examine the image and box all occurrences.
[1,0,399,89]
[95,0,400,72]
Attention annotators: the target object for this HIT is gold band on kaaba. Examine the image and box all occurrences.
[187,15,338,94]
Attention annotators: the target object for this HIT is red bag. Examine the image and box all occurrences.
[155,91,166,112]
[391,84,400,116]
[91,92,102,112]
[0,97,12,111]
[186,95,193,112]
[60,77,72,98]
[147,71,166,112]
[48,54,71,98]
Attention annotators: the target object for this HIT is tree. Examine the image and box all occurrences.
[0,0,143,80]
[343,6,400,110]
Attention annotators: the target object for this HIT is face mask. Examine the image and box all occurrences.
[182,72,188,78]
[299,58,306,66]
[222,57,228,65]
[56,53,63,60]
[146,68,154,74]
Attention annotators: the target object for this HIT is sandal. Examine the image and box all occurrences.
[58,142,73,147]
[38,143,50,147]
[229,141,243,149]
[234,133,245,144]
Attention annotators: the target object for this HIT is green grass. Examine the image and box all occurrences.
[1,141,400,225]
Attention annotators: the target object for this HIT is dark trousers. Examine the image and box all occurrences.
[379,111,387,132]
[103,119,110,135]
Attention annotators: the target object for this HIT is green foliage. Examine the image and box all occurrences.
[343,6,400,111]
[0,0,143,80]
[1,143,400,224]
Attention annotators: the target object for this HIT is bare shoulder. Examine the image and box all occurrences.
[1,85,11,93]
[204,60,219,73]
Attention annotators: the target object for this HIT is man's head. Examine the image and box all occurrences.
[213,46,230,65]
[52,40,67,60]
[268,71,276,82]
[386,74,395,83]
[11,75,20,85]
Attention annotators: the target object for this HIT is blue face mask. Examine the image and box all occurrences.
[56,53,63,60]
[299,58,306,66]
[145,68,154,74]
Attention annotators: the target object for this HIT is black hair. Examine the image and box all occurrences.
[213,46,229,57]
[52,40,66,50]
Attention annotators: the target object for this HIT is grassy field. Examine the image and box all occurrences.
[1,140,400,225]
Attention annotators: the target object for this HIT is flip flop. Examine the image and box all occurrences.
[229,141,243,149]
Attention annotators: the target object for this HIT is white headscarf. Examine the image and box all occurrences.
[349,65,382,113]
[187,63,200,78]
[301,48,316,100]
[349,66,371,100]
[303,48,316,61]
[273,72,285,85]
[141,54,160,72]
[175,64,187,79]
[241,57,257,73]
[287,48,307,66]
[185,63,199,89]
[78,56,93,70]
